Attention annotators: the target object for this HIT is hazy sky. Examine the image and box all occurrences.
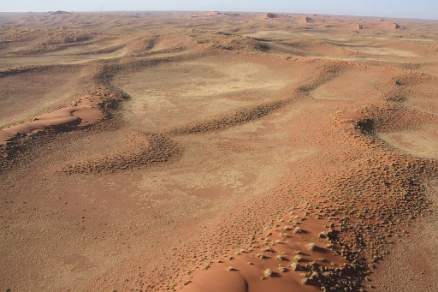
[1,0,437,20]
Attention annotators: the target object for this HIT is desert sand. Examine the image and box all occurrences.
[1,11,438,292]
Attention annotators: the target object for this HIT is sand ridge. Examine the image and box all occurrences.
[59,60,344,174]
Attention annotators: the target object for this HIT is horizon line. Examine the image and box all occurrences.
[0,9,437,21]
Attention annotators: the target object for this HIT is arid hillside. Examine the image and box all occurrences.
[1,11,438,292]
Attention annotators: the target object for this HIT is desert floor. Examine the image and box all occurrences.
[1,11,438,292]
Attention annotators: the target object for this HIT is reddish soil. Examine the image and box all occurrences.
[1,11,438,292]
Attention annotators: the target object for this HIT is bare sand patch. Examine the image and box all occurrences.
[0,66,91,128]
[371,180,438,292]
[312,67,390,101]
[245,30,295,40]
[406,81,438,116]
[113,56,298,132]
[347,46,418,57]
[379,125,438,159]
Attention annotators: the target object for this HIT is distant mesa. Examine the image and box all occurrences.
[222,12,240,17]
[379,21,401,30]
[390,22,401,29]
[49,10,71,15]
[297,16,314,24]
[266,13,280,19]
[355,23,365,30]
[192,11,230,18]
[352,21,400,31]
